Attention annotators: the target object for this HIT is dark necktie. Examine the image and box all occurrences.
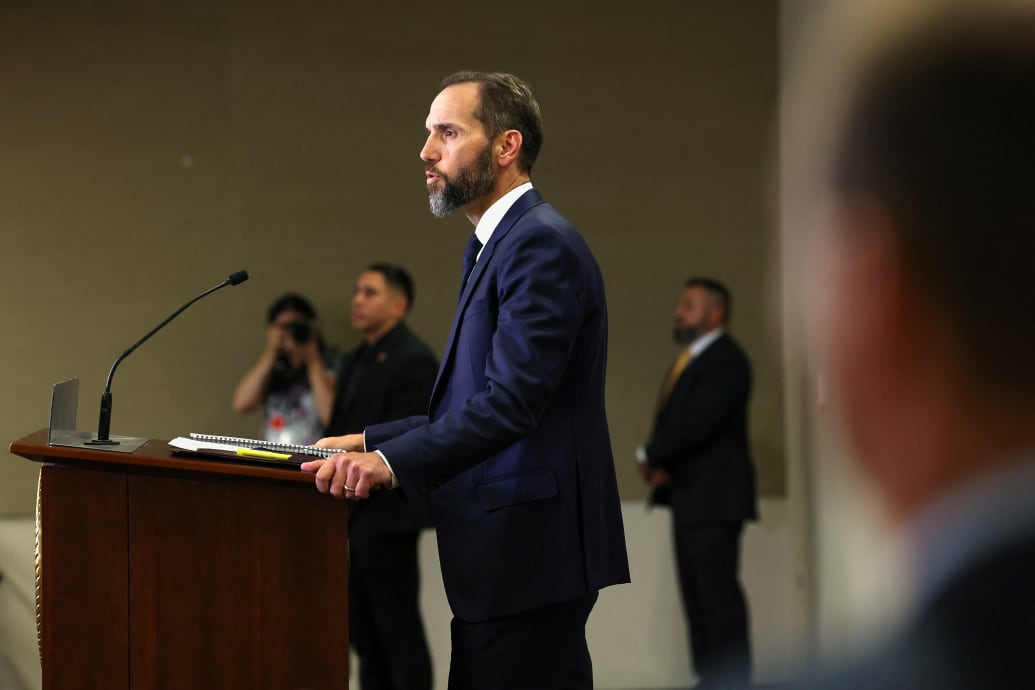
[459,234,483,300]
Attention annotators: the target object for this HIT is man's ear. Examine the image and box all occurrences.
[496,130,523,168]
[391,294,409,320]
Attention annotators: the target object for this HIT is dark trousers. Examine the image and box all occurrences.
[673,522,752,688]
[447,590,599,690]
[349,530,432,690]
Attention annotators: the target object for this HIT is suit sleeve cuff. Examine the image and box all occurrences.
[373,449,400,489]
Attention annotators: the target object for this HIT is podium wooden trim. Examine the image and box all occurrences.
[10,429,350,690]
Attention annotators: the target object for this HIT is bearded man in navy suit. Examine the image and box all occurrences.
[304,71,630,690]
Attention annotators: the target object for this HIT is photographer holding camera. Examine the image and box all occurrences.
[232,293,341,444]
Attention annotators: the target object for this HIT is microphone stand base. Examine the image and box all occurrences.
[47,380,149,453]
[49,431,149,454]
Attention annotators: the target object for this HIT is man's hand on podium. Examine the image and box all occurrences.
[302,434,392,499]
[313,434,364,453]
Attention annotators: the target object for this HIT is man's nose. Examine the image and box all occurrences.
[420,134,438,163]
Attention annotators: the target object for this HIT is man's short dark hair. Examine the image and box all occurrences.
[366,262,415,312]
[440,71,543,174]
[834,8,1035,394]
[686,277,732,324]
[267,293,316,324]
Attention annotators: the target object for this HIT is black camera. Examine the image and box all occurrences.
[285,321,312,344]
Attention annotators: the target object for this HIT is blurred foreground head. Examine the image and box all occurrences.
[819,3,1035,520]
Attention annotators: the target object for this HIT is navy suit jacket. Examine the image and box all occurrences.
[366,189,630,622]
[646,333,758,524]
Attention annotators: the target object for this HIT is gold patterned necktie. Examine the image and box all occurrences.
[657,348,692,413]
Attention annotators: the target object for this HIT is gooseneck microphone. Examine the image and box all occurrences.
[87,270,250,446]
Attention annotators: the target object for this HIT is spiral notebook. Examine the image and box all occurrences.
[184,433,347,458]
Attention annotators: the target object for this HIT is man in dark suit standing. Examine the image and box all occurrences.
[325,263,437,690]
[637,278,756,689]
[304,72,629,689]
[785,5,1035,688]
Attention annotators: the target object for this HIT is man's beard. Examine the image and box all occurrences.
[427,145,495,218]
[673,326,698,346]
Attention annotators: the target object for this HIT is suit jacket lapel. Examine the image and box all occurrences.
[658,333,728,415]
[456,188,544,312]
[429,189,546,407]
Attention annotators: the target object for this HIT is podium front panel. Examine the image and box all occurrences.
[127,473,349,688]
[38,464,131,689]
[13,431,351,690]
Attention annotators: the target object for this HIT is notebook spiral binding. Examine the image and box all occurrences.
[189,433,347,458]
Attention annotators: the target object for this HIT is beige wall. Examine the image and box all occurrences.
[0,1,781,517]
[0,3,806,687]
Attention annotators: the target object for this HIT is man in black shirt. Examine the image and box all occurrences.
[326,263,437,690]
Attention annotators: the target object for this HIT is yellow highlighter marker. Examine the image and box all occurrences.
[236,447,293,461]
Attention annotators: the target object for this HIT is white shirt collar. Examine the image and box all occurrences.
[473,182,534,256]
[689,328,724,358]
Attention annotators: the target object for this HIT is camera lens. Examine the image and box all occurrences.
[286,322,311,344]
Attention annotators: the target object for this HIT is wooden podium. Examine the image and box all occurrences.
[9,429,350,690]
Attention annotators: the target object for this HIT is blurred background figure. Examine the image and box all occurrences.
[636,277,757,689]
[789,2,1035,687]
[232,293,340,444]
[325,263,437,690]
